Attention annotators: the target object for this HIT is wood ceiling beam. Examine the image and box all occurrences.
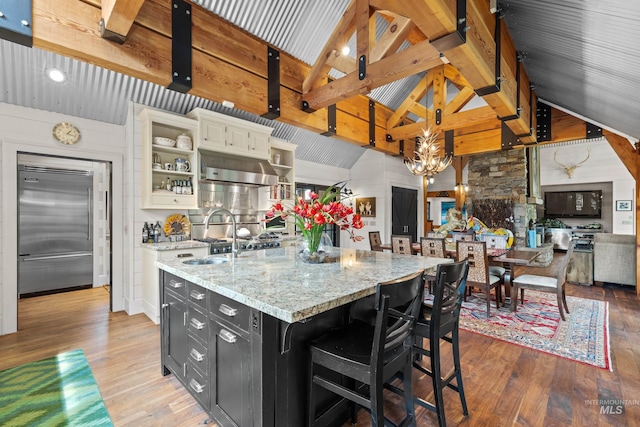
[100,0,145,41]
[374,0,533,140]
[33,0,405,155]
[370,14,414,61]
[387,106,499,141]
[431,64,446,132]
[604,130,637,180]
[303,39,444,110]
[302,0,357,93]
[387,74,429,128]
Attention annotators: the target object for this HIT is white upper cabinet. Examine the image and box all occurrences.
[187,108,273,160]
[139,108,198,209]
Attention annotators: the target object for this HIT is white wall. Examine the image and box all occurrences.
[539,138,635,234]
[0,102,127,335]
[348,149,423,249]
[129,103,195,315]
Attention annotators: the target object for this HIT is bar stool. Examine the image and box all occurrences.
[387,260,470,427]
[306,270,425,427]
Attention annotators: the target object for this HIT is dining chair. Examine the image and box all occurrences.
[420,237,447,294]
[456,240,503,317]
[512,240,573,320]
[450,231,475,242]
[420,237,446,258]
[369,231,383,252]
[392,234,415,255]
[306,270,425,427]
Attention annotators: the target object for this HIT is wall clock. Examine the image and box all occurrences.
[52,122,81,145]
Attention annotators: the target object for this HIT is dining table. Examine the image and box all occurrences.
[491,248,543,302]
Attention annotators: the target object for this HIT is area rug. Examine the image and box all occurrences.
[0,349,113,426]
[458,291,611,371]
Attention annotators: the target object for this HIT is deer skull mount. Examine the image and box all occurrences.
[553,147,591,178]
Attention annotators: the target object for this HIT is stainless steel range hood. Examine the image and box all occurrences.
[201,152,278,186]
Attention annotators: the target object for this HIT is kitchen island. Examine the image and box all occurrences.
[157,246,448,427]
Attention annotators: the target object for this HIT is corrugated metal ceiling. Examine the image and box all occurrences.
[499,0,640,139]
[0,0,638,171]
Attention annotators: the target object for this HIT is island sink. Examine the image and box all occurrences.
[182,257,228,265]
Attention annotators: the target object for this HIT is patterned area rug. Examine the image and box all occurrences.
[0,349,113,426]
[459,290,611,371]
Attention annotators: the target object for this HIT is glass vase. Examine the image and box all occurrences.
[297,231,336,264]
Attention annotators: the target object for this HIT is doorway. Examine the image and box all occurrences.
[16,153,113,317]
[392,186,418,242]
[295,182,341,247]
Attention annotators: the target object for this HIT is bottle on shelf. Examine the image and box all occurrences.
[142,222,149,243]
[166,177,172,191]
[153,221,161,243]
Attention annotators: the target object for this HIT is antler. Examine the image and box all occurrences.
[553,147,591,178]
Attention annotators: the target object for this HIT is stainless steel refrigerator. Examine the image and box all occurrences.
[18,165,93,295]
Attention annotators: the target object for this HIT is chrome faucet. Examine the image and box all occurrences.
[204,207,241,257]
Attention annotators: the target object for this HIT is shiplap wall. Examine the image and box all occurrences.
[0,102,127,335]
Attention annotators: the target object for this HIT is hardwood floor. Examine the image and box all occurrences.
[1,254,639,426]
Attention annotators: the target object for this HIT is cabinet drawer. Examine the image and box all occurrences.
[164,272,187,298]
[187,306,208,343]
[158,247,208,262]
[187,334,208,375]
[209,292,249,332]
[187,282,207,310]
[187,364,210,410]
[151,193,196,207]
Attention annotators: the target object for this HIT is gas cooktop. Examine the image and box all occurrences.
[195,235,283,254]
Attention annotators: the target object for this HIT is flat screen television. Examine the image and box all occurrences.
[544,190,602,218]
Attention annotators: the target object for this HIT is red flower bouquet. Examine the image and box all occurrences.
[266,182,364,256]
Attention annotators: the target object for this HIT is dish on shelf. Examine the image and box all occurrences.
[164,214,191,236]
[153,136,177,147]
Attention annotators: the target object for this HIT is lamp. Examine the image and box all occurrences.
[404,128,452,180]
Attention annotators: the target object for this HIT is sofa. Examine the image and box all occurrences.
[593,233,636,287]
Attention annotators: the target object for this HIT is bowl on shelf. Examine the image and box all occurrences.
[153,136,176,147]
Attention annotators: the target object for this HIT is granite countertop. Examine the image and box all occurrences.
[156,247,449,323]
[141,240,210,251]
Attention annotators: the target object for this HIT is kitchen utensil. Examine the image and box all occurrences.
[176,134,193,150]
[153,163,162,170]
[153,136,176,147]
[237,227,251,237]
[175,158,190,172]
[164,162,174,171]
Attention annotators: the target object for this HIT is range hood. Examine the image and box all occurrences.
[202,152,278,186]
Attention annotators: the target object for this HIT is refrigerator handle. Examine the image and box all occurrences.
[88,187,93,241]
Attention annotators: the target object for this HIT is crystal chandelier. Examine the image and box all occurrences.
[404,128,452,182]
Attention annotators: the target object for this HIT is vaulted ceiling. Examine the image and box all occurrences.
[0,0,638,170]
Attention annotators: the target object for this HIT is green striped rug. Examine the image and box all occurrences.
[0,349,113,427]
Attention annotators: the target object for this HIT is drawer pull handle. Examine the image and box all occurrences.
[219,329,237,344]
[190,290,205,300]
[168,280,183,289]
[219,303,237,317]
[190,348,205,362]
[189,378,205,394]
[177,253,193,258]
[189,318,205,330]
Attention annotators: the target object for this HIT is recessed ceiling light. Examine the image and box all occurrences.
[46,68,67,83]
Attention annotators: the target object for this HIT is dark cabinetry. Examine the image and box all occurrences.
[161,274,188,379]
[160,271,259,427]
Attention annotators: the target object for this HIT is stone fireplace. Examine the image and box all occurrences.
[466,148,540,248]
